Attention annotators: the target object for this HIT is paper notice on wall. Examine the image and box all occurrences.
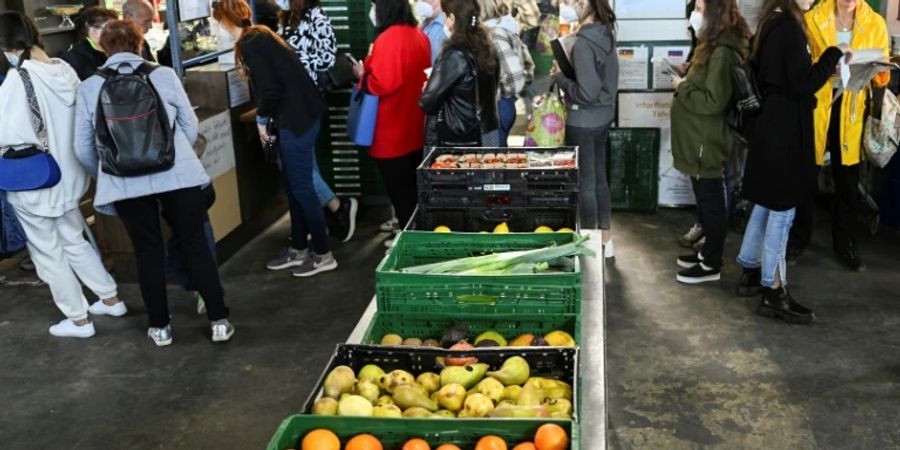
[618,92,696,206]
[198,111,236,179]
[618,46,650,90]
[226,70,251,107]
[651,46,690,90]
[739,0,764,31]
[614,0,685,19]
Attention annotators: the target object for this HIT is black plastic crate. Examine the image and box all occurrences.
[407,205,577,233]
[607,128,660,212]
[418,190,577,208]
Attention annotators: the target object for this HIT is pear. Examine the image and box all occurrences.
[457,393,494,418]
[337,395,373,417]
[440,363,490,389]
[323,365,357,399]
[311,397,338,416]
[422,339,441,348]
[393,385,439,411]
[358,364,386,384]
[502,385,523,403]
[376,395,394,407]
[496,400,516,408]
[411,383,430,398]
[402,407,434,418]
[517,383,545,406]
[471,377,505,403]
[489,404,551,418]
[372,404,403,418]
[380,369,416,394]
[402,337,423,347]
[433,409,456,418]
[354,380,380,403]
[474,330,508,347]
[417,372,442,394]
[487,356,530,386]
[380,333,403,345]
[545,398,573,418]
[435,383,467,412]
[525,377,573,400]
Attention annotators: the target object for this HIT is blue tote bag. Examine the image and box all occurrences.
[346,78,379,147]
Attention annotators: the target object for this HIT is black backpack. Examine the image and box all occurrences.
[95,62,175,177]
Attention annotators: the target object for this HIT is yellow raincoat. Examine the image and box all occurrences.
[805,0,889,167]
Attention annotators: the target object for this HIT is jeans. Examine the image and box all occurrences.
[737,205,796,288]
[566,124,612,230]
[116,187,229,328]
[691,177,728,269]
[313,156,336,207]
[375,149,423,229]
[498,96,517,147]
[279,120,329,255]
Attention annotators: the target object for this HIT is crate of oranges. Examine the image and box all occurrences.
[266,415,576,450]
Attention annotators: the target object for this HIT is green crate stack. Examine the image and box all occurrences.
[607,128,660,212]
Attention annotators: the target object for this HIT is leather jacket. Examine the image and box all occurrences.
[420,48,500,142]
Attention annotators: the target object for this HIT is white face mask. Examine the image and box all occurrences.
[369,6,377,26]
[4,52,19,67]
[275,0,290,11]
[689,11,704,33]
[795,0,813,11]
[414,1,434,19]
[443,24,453,38]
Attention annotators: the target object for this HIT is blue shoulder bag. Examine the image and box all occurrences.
[346,76,379,147]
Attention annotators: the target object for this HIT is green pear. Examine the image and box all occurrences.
[411,383,430,398]
[544,398,573,418]
[393,385,439,411]
[525,377,573,400]
[435,383,467,412]
[472,377,505,403]
[440,363,489,389]
[380,369,415,394]
[402,407,434,418]
[337,395,373,417]
[355,380,380,403]
[517,383,545,406]
[372,404,403,418]
[502,385,523,403]
[376,395,394,407]
[457,393,494,418]
[496,400,516,408]
[489,404,551,418]
[323,365,357,399]
[433,409,456,418]
[487,356,530,386]
[417,372,442,393]
[358,364,386,384]
[311,397,338,416]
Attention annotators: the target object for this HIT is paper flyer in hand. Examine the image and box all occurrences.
[836,48,898,97]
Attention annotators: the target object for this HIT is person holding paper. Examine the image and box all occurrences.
[787,0,890,272]
[735,0,849,325]
[670,0,751,284]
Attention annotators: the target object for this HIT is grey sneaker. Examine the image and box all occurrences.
[379,217,399,232]
[148,325,173,347]
[292,252,338,277]
[266,247,308,270]
[211,319,234,342]
[679,223,704,248]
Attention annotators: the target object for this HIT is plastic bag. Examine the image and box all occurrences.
[524,85,566,147]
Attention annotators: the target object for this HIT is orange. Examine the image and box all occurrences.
[403,438,431,450]
[435,445,462,450]
[512,444,537,450]
[475,436,508,450]
[345,434,383,450]
[534,424,568,450]
[301,429,340,450]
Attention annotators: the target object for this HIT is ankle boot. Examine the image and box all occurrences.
[735,267,762,297]
[756,287,814,325]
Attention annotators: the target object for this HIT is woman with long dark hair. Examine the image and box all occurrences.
[671,0,751,284]
[420,0,501,147]
[735,0,849,324]
[58,6,119,80]
[552,0,617,256]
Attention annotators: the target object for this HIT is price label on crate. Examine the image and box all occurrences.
[482,184,512,192]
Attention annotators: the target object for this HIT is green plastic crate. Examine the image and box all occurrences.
[267,415,578,450]
[376,231,583,315]
[361,311,581,346]
[607,128,660,212]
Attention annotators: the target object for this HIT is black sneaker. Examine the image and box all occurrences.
[756,287,814,325]
[677,252,703,269]
[786,246,803,267]
[836,245,866,272]
[676,263,721,284]
[331,197,358,243]
[735,267,762,297]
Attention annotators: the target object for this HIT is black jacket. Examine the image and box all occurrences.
[420,48,500,141]
[238,33,325,135]
[742,13,843,211]
[59,39,107,80]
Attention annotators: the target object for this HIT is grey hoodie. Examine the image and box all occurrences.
[554,22,619,128]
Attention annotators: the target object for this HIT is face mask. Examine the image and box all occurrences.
[4,52,19,67]
[689,11,704,33]
[275,0,290,11]
[443,24,453,38]
[369,6,377,26]
[795,0,812,11]
[414,1,434,19]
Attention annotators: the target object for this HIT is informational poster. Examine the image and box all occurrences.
[226,70,251,107]
[178,0,210,22]
[739,0,764,31]
[614,0,685,19]
[618,92,696,206]
[198,111,236,179]
[652,46,690,90]
[618,46,650,90]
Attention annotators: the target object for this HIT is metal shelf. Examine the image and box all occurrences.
[39,25,75,35]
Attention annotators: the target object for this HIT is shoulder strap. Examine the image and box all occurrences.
[134,62,160,77]
[16,68,49,152]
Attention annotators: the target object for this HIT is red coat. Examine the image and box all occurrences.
[364,25,432,159]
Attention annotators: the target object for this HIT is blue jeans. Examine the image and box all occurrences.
[737,205,796,288]
[498,96,517,147]
[312,156,335,207]
[279,120,329,255]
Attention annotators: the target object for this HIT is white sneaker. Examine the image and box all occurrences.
[49,319,96,338]
[604,240,615,259]
[380,217,400,232]
[89,300,127,317]
[385,237,396,249]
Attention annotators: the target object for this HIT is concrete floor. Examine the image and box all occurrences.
[606,209,900,450]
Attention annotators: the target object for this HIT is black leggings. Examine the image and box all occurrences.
[374,149,423,229]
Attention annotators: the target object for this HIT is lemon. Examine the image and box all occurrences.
[557,227,575,233]
[493,222,510,234]
[433,225,451,233]
[534,226,554,233]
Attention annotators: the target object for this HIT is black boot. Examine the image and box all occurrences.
[756,287,814,325]
[835,242,866,272]
[735,267,762,297]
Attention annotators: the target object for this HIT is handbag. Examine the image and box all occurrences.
[524,82,566,147]
[0,68,62,192]
[346,77,379,147]
[434,53,483,147]
[863,89,900,168]
[726,53,762,147]
[317,53,358,93]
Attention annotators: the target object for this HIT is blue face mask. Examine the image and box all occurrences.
[4,52,19,67]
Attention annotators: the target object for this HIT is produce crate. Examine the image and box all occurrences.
[607,128,660,212]
[361,311,581,346]
[406,205,577,233]
[376,231,583,315]
[302,344,580,418]
[267,415,578,450]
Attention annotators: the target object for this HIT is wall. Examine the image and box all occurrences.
[889,0,900,34]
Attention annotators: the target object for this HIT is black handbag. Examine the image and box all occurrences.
[433,53,483,147]
[317,53,358,93]
[727,51,762,146]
